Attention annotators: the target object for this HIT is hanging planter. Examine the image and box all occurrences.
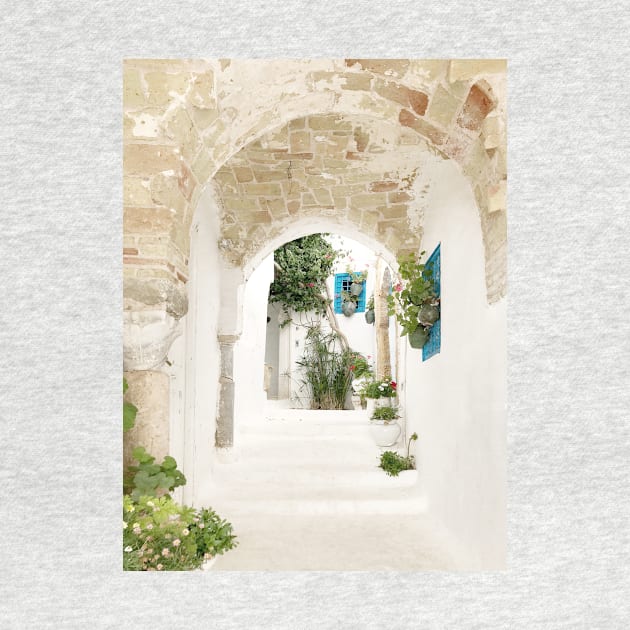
[365,309,375,324]
[350,282,364,297]
[408,326,430,349]
[341,299,357,317]
[418,303,440,326]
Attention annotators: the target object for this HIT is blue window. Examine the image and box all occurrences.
[334,273,366,313]
[423,244,441,361]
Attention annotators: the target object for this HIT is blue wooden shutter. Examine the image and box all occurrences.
[334,274,345,313]
[334,273,366,313]
[423,244,441,361]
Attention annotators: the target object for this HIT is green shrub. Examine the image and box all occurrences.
[123,446,187,500]
[122,495,238,571]
[370,405,399,422]
[189,507,238,559]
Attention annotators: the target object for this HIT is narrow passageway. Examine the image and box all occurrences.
[199,402,457,570]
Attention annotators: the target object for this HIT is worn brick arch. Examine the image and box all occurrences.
[123,59,506,341]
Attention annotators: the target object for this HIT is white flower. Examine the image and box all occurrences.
[123,522,128,529]
[146,501,154,507]
[182,528,189,536]
[172,539,181,547]
[198,523,205,529]
[132,523,139,529]
[146,523,153,530]
[124,546,133,553]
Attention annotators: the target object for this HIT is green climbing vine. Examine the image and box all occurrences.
[269,234,341,325]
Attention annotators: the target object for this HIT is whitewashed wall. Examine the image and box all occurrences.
[233,254,274,433]
[403,160,507,569]
[178,187,224,505]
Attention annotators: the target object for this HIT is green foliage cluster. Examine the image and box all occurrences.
[378,433,418,477]
[387,251,439,340]
[269,235,339,323]
[123,495,237,571]
[370,405,399,422]
[123,377,237,570]
[124,446,187,500]
[296,325,355,410]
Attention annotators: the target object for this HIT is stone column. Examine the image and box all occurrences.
[123,278,187,468]
[216,334,239,448]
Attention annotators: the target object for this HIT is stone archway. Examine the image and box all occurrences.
[123,59,507,506]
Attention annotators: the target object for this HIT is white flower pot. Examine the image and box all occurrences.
[369,420,401,447]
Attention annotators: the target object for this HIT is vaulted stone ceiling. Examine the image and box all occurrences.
[212,113,446,265]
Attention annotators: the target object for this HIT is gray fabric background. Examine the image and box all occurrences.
[1,1,629,628]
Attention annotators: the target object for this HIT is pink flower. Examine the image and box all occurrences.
[307,282,315,287]
[349,365,356,371]
[172,539,181,547]
[394,283,402,292]
[391,381,397,389]
[162,548,170,557]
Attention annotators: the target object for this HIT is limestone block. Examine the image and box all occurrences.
[123,370,170,471]
[124,206,174,235]
[124,144,181,176]
[123,66,146,109]
[124,177,152,207]
[448,59,506,83]
[145,71,191,106]
[426,85,462,129]
[488,180,507,214]
[189,70,216,109]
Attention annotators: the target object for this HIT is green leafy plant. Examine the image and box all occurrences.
[189,507,238,559]
[363,377,397,399]
[379,433,418,477]
[348,352,373,380]
[347,268,368,284]
[124,446,187,500]
[123,495,238,571]
[123,378,137,432]
[269,234,340,325]
[366,294,375,312]
[387,251,439,343]
[340,289,359,305]
[296,325,355,409]
[371,405,399,422]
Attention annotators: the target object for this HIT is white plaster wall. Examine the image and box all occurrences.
[181,187,224,506]
[404,160,507,569]
[264,302,281,398]
[234,253,274,431]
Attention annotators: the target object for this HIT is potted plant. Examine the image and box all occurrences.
[387,252,439,349]
[347,269,368,296]
[363,377,397,415]
[369,404,401,447]
[340,289,359,317]
[378,433,418,476]
[364,294,375,324]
